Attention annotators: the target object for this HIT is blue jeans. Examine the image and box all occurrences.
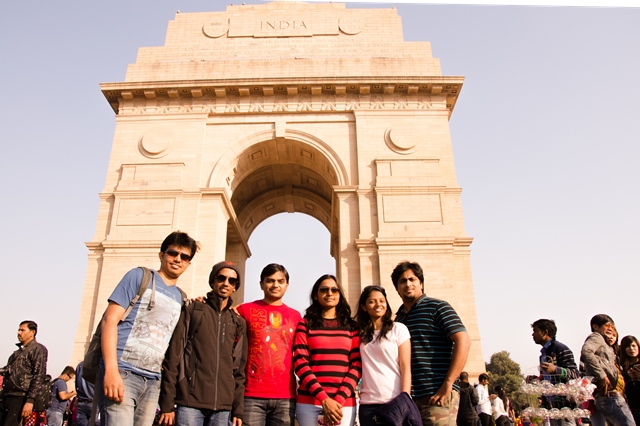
[176,406,231,426]
[595,395,636,426]
[243,397,295,426]
[296,402,356,426]
[46,410,64,426]
[98,369,161,426]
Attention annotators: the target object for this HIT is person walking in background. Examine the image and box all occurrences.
[491,387,510,426]
[159,261,248,426]
[46,366,77,426]
[74,362,95,426]
[530,319,579,426]
[0,320,48,426]
[355,285,412,426]
[580,314,635,426]
[236,264,301,426]
[476,374,492,426]
[531,319,580,384]
[619,335,640,425]
[392,261,471,426]
[293,274,361,426]
[455,372,478,426]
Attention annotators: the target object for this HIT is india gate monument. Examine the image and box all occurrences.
[72,1,485,376]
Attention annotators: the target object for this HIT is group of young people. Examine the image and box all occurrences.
[86,231,470,426]
[582,316,639,426]
[0,231,471,426]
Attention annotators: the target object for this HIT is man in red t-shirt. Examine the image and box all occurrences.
[237,263,302,426]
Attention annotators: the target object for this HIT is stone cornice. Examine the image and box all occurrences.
[101,77,463,118]
[354,236,474,250]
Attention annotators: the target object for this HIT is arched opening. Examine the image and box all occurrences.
[243,212,335,314]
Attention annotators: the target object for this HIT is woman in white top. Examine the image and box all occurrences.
[491,386,510,426]
[355,285,412,426]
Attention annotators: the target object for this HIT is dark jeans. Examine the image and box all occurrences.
[243,397,295,426]
[358,404,385,426]
[478,412,493,426]
[0,395,27,426]
[457,419,478,426]
[495,415,510,426]
[76,401,94,426]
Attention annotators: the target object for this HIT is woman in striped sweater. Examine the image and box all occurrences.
[293,274,362,426]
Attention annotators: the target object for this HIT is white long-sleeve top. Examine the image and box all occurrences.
[492,397,509,418]
[476,384,492,415]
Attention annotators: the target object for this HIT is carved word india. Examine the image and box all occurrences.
[261,20,307,30]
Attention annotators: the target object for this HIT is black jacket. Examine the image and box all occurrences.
[160,294,248,419]
[2,339,48,403]
[457,381,479,420]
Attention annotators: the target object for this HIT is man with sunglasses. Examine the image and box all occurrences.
[159,261,248,426]
[98,231,198,426]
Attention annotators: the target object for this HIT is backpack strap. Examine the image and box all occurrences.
[120,267,154,322]
[176,286,188,305]
[188,302,205,339]
[229,310,245,371]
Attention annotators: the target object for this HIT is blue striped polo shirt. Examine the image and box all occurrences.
[395,294,466,398]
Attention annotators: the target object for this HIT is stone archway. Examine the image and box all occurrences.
[211,130,348,303]
[72,1,486,377]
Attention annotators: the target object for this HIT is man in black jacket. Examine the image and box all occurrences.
[159,261,248,426]
[456,372,479,426]
[0,320,48,426]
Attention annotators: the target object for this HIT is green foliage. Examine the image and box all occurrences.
[486,350,529,413]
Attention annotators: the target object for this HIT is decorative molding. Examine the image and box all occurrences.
[102,79,462,117]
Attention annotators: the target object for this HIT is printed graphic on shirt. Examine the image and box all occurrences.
[247,308,294,381]
[121,288,181,373]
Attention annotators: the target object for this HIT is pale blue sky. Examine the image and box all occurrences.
[1,1,638,378]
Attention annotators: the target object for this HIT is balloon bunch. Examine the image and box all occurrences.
[521,377,596,405]
[521,406,591,421]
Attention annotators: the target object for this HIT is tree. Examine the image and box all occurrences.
[486,351,528,413]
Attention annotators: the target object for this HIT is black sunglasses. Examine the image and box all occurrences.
[165,249,191,262]
[318,286,340,295]
[214,274,239,286]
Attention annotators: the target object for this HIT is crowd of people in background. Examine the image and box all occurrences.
[453,316,639,426]
[0,231,637,426]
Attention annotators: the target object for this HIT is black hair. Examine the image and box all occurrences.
[590,314,614,332]
[61,366,76,377]
[20,320,38,336]
[479,373,489,382]
[531,319,557,339]
[260,263,289,283]
[303,274,353,330]
[160,231,198,261]
[494,385,508,410]
[620,335,640,370]
[390,261,424,289]
[356,285,394,344]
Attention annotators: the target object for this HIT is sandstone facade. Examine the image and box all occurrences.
[73,1,485,377]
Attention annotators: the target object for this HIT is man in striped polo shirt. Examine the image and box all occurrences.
[392,261,472,426]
